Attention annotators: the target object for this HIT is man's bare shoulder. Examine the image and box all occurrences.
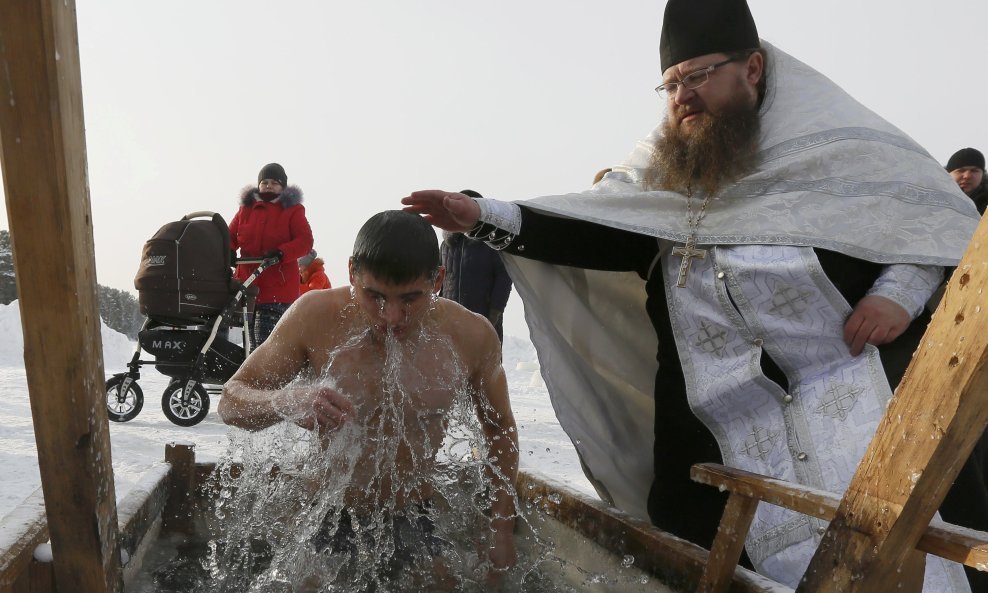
[294,286,351,309]
[436,297,486,327]
[434,298,500,356]
[285,287,354,331]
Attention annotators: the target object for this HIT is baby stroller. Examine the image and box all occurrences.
[105,211,278,427]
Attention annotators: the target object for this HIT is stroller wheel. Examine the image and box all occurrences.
[161,380,210,427]
[106,376,144,422]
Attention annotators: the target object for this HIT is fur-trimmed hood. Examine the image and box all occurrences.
[239,184,304,208]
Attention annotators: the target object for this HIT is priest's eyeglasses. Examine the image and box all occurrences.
[655,56,745,97]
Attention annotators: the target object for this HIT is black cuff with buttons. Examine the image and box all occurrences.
[465,222,516,251]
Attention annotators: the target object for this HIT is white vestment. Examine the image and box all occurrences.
[501,41,979,590]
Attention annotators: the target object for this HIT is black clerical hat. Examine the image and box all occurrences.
[660,0,759,72]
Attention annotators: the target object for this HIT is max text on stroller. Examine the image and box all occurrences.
[152,340,187,350]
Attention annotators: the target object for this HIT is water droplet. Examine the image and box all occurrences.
[622,554,635,567]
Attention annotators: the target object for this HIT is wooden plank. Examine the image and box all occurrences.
[515,472,784,593]
[0,1,121,592]
[799,215,988,592]
[0,489,48,591]
[921,522,988,570]
[162,443,196,534]
[697,492,758,593]
[692,463,988,570]
[117,464,171,563]
[25,560,54,593]
[692,463,840,523]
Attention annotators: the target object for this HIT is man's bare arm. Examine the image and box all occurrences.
[219,300,351,431]
[465,317,519,570]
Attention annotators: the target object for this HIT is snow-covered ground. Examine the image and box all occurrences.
[0,300,594,521]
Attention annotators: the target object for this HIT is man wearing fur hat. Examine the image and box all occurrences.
[403,0,986,589]
[230,162,314,347]
[947,147,988,214]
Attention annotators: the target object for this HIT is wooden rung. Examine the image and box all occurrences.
[697,491,759,593]
[691,463,988,570]
[691,463,841,521]
[921,522,988,570]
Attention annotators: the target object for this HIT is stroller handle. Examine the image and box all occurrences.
[182,211,220,220]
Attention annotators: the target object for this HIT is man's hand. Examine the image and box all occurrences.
[843,295,911,356]
[401,190,481,231]
[271,385,352,432]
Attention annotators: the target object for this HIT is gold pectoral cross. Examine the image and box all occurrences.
[672,236,707,288]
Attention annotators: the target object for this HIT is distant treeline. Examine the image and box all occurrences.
[0,230,143,338]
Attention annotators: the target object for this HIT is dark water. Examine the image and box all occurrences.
[127,503,658,593]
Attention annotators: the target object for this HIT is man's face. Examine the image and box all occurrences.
[661,52,761,134]
[644,51,764,195]
[950,166,984,196]
[348,264,444,339]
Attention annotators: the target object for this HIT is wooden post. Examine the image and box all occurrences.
[163,443,197,534]
[798,215,988,592]
[0,1,122,592]
[695,492,758,593]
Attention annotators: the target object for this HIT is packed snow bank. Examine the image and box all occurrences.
[0,300,135,370]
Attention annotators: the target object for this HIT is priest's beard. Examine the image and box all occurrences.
[643,106,761,196]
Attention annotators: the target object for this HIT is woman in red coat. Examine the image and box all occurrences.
[229,162,313,347]
[298,249,331,294]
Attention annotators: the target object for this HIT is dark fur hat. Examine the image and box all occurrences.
[946,148,985,172]
[257,163,288,186]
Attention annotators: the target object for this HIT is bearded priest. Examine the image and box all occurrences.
[402,0,986,590]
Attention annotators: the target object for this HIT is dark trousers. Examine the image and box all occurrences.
[250,303,290,349]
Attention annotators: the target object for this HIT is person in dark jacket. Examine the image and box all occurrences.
[229,162,314,348]
[947,147,988,214]
[440,190,513,342]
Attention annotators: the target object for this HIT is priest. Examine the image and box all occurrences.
[403,0,985,589]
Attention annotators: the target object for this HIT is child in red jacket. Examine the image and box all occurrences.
[299,249,331,294]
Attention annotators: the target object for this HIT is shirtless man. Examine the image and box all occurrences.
[218,210,518,578]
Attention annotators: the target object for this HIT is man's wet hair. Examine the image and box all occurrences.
[351,210,441,284]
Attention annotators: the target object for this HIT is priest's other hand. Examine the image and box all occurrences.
[843,295,911,357]
[402,190,481,232]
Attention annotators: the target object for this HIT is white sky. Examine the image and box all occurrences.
[2,0,986,337]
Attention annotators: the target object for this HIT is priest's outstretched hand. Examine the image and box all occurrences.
[842,295,911,357]
[402,190,481,232]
